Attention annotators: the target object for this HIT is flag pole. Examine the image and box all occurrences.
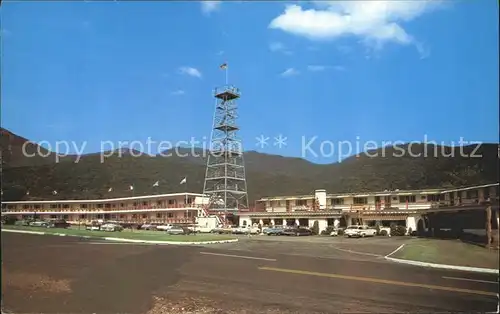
[185,178,188,224]
[225,64,228,85]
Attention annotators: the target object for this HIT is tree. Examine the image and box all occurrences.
[312,220,320,235]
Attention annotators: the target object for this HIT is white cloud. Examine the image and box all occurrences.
[179,67,202,78]
[307,65,346,72]
[280,68,299,77]
[171,90,185,96]
[201,1,221,15]
[269,1,443,55]
[269,41,293,55]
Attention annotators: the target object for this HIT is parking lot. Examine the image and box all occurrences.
[2,232,498,314]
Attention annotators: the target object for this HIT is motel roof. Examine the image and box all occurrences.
[2,192,207,204]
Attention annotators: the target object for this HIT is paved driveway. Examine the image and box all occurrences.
[2,233,498,313]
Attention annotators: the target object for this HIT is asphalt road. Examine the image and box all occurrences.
[2,233,499,314]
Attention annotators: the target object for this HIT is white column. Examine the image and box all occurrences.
[259,219,264,226]
[271,219,275,226]
[295,219,300,226]
[315,189,327,209]
[405,216,417,235]
[333,219,340,228]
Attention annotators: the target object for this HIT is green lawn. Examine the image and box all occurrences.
[392,238,499,269]
[2,225,236,242]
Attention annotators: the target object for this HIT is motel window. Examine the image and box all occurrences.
[399,195,416,203]
[120,215,125,219]
[157,201,162,205]
[97,204,103,208]
[79,215,85,219]
[132,214,137,218]
[187,198,194,203]
[81,204,87,208]
[50,215,57,219]
[331,198,344,205]
[133,202,138,206]
[427,194,441,202]
[50,205,57,209]
[105,204,111,208]
[97,215,103,219]
[167,213,174,218]
[142,202,148,206]
[142,214,147,219]
[63,215,69,219]
[353,197,367,205]
[184,212,192,217]
[392,197,398,201]
[168,200,175,205]
[295,200,307,206]
[1,204,6,209]
[63,204,69,208]
[156,213,162,218]
[34,205,41,209]
[23,205,30,209]
[466,190,478,199]
[120,203,125,207]
[112,204,116,208]
[7,205,16,209]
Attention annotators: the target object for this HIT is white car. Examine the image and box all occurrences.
[344,225,377,238]
[156,224,173,231]
[100,223,123,232]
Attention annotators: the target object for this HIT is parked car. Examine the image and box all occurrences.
[140,223,157,231]
[50,219,70,229]
[264,226,285,236]
[344,225,377,238]
[166,225,192,235]
[156,224,173,231]
[29,220,50,228]
[100,223,124,232]
[85,221,101,231]
[282,228,312,236]
[330,228,339,236]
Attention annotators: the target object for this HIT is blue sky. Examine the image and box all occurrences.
[2,1,498,163]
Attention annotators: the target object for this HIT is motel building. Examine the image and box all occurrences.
[236,183,500,235]
[1,183,499,235]
[0,193,211,225]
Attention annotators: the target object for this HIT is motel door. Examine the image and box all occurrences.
[384,196,391,209]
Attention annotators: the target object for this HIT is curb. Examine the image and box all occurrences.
[384,256,499,274]
[1,229,239,245]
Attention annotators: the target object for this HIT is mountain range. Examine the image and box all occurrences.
[1,128,498,203]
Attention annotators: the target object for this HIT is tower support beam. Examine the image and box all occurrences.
[203,85,249,217]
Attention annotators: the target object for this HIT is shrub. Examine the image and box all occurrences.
[323,226,335,235]
[3,216,18,225]
[390,225,407,236]
[311,221,320,235]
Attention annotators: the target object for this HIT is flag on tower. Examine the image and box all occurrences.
[180,177,187,185]
[52,190,58,195]
[108,187,113,192]
[129,185,134,190]
[220,63,227,70]
[153,181,159,187]
[26,190,30,195]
